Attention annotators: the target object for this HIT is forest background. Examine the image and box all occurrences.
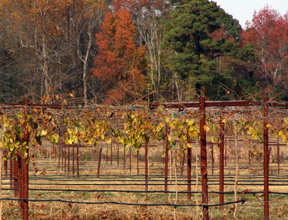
[0,0,287,105]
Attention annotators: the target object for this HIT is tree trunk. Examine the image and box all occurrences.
[0,148,3,220]
[196,83,201,98]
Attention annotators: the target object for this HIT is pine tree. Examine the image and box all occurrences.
[163,0,240,96]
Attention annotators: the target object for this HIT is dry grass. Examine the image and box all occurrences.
[2,140,288,219]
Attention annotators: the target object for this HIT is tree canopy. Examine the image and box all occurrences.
[163,0,242,95]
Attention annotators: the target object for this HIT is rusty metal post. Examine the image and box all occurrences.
[23,98,29,220]
[68,147,70,175]
[249,148,251,167]
[200,97,208,220]
[117,145,119,167]
[219,114,224,210]
[106,146,108,165]
[145,142,148,192]
[4,150,7,177]
[58,147,61,170]
[73,147,75,175]
[277,138,280,174]
[111,143,113,165]
[225,144,227,167]
[20,153,25,210]
[10,156,12,188]
[137,149,139,175]
[14,153,18,197]
[165,126,169,193]
[65,148,67,173]
[18,154,22,208]
[97,148,102,178]
[211,145,214,175]
[77,147,79,177]
[130,146,132,174]
[187,130,192,202]
[123,145,126,170]
[264,97,269,220]
[62,148,63,171]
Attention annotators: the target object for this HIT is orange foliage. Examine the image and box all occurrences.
[91,7,146,105]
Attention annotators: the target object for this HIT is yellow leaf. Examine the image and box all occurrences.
[69,93,74,97]
[221,117,227,123]
[105,138,112,144]
[266,123,271,128]
[187,143,192,148]
[211,136,215,143]
[204,125,210,132]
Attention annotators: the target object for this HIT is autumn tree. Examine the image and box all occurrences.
[242,6,288,98]
[60,0,108,106]
[91,7,146,105]
[0,0,72,101]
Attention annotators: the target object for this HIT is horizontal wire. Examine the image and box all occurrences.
[0,197,246,208]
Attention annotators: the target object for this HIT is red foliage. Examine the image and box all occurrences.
[91,6,146,104]
[241,6,288,89]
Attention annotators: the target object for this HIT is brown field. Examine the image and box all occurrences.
[2,140,288,219]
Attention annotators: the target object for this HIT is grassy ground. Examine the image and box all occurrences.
[2,141,288,219]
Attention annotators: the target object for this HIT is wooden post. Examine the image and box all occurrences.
[73,148,75,175]
[106,146,108,165]
[13,153,18,197]
[277,138,280,174]
[211,145,214,175]
[219,115,224,210]
[18,154,22,208]
[263,97,269,220]
[165,126,169,193]
[225,147,227,166]
[68,147,70,175]
[130,146,132,174]
[23,98,29,220]
[137,149,139,175]
[117,145,119,167]
[58,147,61,171]
[200,97,208,220]
[77,147,79,177]
[10,156,12,189]
[65,148,67,173]
[4,150,7,177]
[145,142,148,192]
[111,143,113,166]
[0,149,3,220]
[187,130,192,202]
[249,148,251,167]
[123,145,126,170]
[61,148,63,171]
[97,148,102,178]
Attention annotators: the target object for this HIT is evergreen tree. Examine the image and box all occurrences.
[163,0,241,96]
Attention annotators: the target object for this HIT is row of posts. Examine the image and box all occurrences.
[2,97,273,220]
